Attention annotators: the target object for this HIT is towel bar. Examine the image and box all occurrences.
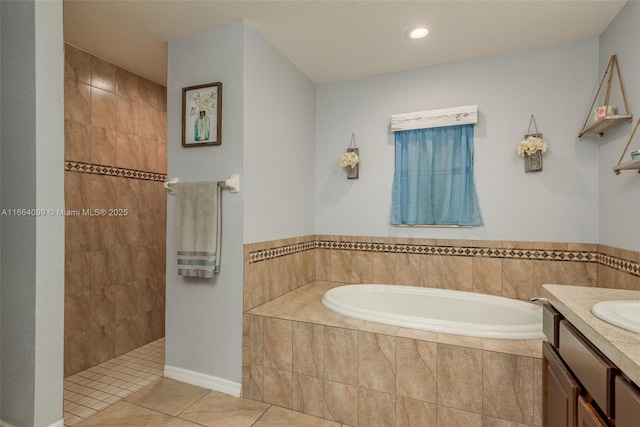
[163,174,240,195]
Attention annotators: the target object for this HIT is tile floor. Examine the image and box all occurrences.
[64,338,347,427]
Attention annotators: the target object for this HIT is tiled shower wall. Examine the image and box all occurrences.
[244,235,640,311]
[64,44,167,376]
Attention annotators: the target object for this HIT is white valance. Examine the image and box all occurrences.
[391,105,478,132]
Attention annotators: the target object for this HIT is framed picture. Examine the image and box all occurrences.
[182,82,222,147]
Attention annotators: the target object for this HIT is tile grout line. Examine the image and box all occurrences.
[63,338,165,426]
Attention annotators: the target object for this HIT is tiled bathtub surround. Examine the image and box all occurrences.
[244,282,544,426]
[242,235,639,425]
[244,236,640,312]
[64,44,167,376]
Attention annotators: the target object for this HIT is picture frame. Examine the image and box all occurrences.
[182,82,222,147]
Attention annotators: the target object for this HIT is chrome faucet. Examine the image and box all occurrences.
[529,296,549,304]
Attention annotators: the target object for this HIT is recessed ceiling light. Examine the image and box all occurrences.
[407,26,429,39]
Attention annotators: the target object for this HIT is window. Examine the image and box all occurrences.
[390,124,483,226]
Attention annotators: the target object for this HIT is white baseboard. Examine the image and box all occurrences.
[164,365,241,397]
[1,418,63,427]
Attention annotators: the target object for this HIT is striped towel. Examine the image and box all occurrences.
[175,181,221,277]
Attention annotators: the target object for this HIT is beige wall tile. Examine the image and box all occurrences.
[89,249,119,289]
[446,256,473,292]
[396,337,437,403]
[293,373,324,418]
[598,264,616,289]
[139,103,158,140]
[264,318,293,371]
[437,343,482,413]
[91,216,116,253]
[90,126,117,167]
[437,406,482,427]
[65,79,91,124]
[372,252,395,284]
[324,327,358,385]
[351,250,373,283]
[396,253,420,286]
[533,358,542,427]
[396,396,437,427]
[91,56,117,93]
[65,44,91,84]
[503,259,533,300]
[65,291,91,334]
[65,251,92,295]
[116,132,141,170]
[116,96,139,136]
[244,261,270,311]
[65,119,91,163]
[358,332,395,393]
[89,324,115,366]
[293,322,323,377]
[323,380,358,426]
[566,261,597,287]
[139,78,160,109]
[89,287,116,327]
[64,329,90,376]
[248,315,264,366]
[473,257,503,296]
[91,87,117,130]
[482,351,533,425]
[330,250,351,282]
[116,67,140,102]
[316,249,330,281]
[420,255,446,288]
[358,388,395,427]
[263,367,293,408]
[249,364,264,401]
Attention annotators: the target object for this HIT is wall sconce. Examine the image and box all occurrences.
[517,115,548,173]
[339,133,359,179]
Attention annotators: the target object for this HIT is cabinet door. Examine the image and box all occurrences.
[577,396,608,427]
[543,341,580,427]
[615,376,640,427]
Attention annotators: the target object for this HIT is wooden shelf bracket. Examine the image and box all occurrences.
[579,55,632,138]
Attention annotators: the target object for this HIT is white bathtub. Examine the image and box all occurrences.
[321,284,544,339]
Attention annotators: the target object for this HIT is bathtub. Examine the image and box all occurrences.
[321,284,544,339]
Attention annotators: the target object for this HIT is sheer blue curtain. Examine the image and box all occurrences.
[391,124,483,226]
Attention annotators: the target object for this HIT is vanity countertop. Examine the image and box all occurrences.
[542,284,640,386]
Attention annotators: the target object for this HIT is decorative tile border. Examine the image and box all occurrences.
[248,240,316,263]
[599,253,640,277]
[248,238,639,278]
[65,161,167,182]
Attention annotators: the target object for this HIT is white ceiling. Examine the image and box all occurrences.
[63,0,627,86]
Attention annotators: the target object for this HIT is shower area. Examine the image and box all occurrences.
[63,43,167,377]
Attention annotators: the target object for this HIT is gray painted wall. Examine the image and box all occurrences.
[243,24,316,242]
[315,39,600,244]
[0,1,64,426]
[166,22,246,384]
[166,21,316,385]
[598,0,640,252]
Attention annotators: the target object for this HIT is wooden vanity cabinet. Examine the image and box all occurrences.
[615,376,640,427]
[577,396,608,427]
[543,341,580,427]
[541,303,640,427]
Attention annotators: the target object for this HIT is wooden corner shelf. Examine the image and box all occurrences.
[613,118,640,175]
[613,158,640,174]
[578,55,632,139]
[579,114,632,138]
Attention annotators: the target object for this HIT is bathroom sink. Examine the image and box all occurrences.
[591,300,640,333]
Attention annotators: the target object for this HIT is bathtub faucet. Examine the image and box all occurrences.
[529,296,549,304]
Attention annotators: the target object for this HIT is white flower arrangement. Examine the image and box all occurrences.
[189,91,216,116]
[517,135,548,157]
[339,151,360,168]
